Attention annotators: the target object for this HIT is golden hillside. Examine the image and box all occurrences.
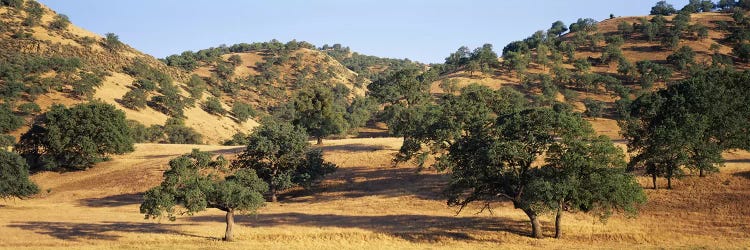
[0,3,261,144]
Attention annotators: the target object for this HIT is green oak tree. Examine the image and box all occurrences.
[140,149,267,241]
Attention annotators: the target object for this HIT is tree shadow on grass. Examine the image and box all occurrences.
[78,193,142,208]
[282,166,449,202]
[8,221,207,241]
[185,212,535,243]
[316,143,389,152]
[733,171,750,179]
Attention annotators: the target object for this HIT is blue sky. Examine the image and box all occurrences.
[38,0,689,63]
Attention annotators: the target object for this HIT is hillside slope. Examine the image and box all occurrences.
[0,2,256,144]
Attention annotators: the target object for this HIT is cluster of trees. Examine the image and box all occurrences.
[323,44,418,82]
[128,118,202,144]
[442,44,500,75]
[0,55,83,102]
[122,60,188,117]
[163,40,316,71]
[621,68,750,188]
[366,65,646,238]
[141,120,336,241]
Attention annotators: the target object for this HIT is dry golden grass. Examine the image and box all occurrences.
[1,138,749,249]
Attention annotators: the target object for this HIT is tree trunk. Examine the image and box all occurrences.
[667,167,673,189]
[316,137,323,145]
[667,176,672,189]
[224,209,235,241]
[699,168,704,177]
[270,186,278,202]
[554,202,563,239]
[652,173,657,190]
[523,209,544,238]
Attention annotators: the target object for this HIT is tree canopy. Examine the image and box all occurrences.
[233,121,336,202]
[140,149,267,241]
[0,150,39,199]
[15,102,134,171]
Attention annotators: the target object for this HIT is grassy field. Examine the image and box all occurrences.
[1,138,749,249]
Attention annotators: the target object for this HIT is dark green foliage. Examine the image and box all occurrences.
[71,72,103,100]
[134,79,157,92]
[636,61,672,89]
[49,14,70,30]
[539,135,646,238]
[15,102,134,171]
[0,104,24,133]
[121,89,148,110]
[162,118,202,144]
[231,102,256,123]
[104,33,123,50]
[345,96,377,133]
[17,102,40,115]
[667,46,696,71]
[126,120,148,143]
[0,134,15,149]
[22,0,43,27]
[233,121,336,202]
[203,96,226,116]
[223,132,249,146]
[0,150,39,199]
[150,80,185,117]
[291,86,347,144]
[393,84,528,169]
[141,149,267,241]
[569,18,598,33]
[548,21,568,37]
[186,75,206,100]
[228,54,243,66]
[444,44,500,74]
[733,43,750,62]
[0,0,23,8]
[651,1,677,15]
[443,108,644,238]
[621,68,750,188]
[583,98,605,118]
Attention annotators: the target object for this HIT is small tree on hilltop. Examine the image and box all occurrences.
[104,33,123,51]
[651,1,677,15]
[49,14,70,30]
[0,150,40,199]
[233,121,336,202]
[141,149,267,241]
[15,102,134,171]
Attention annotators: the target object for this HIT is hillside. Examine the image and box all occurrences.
[1,139,748,249]
[430,10,750,139]
[0,2,256,144]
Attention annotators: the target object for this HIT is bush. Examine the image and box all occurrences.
[22,0,44,27]
[121,89,148,110]
[127,120,148,143]
[71,72,103,99]
[0,104,24,133]
[203,96,226,116]
[583,98,605,118]
[733,43,750,62]
[667,46,696,70]
[186,75,206,100]
[15,102,134,171]
[49,14,70,30]
[223,132,249,146]
[17,103,40,115]
[0,134,15,149]
[163,118,202,144]
[231,102,256,122]
[105,33,123,50]
[0,150,39,199]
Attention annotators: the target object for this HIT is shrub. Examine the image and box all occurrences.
[163,118,202,144]
[203,96,226,115]
[0,104,24,133]
[231,102,256,122]
[15,102,134,171]
[583,98,605,118]
[121,89,148,110]
[17,103,40,115]
[49,14,70,30]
